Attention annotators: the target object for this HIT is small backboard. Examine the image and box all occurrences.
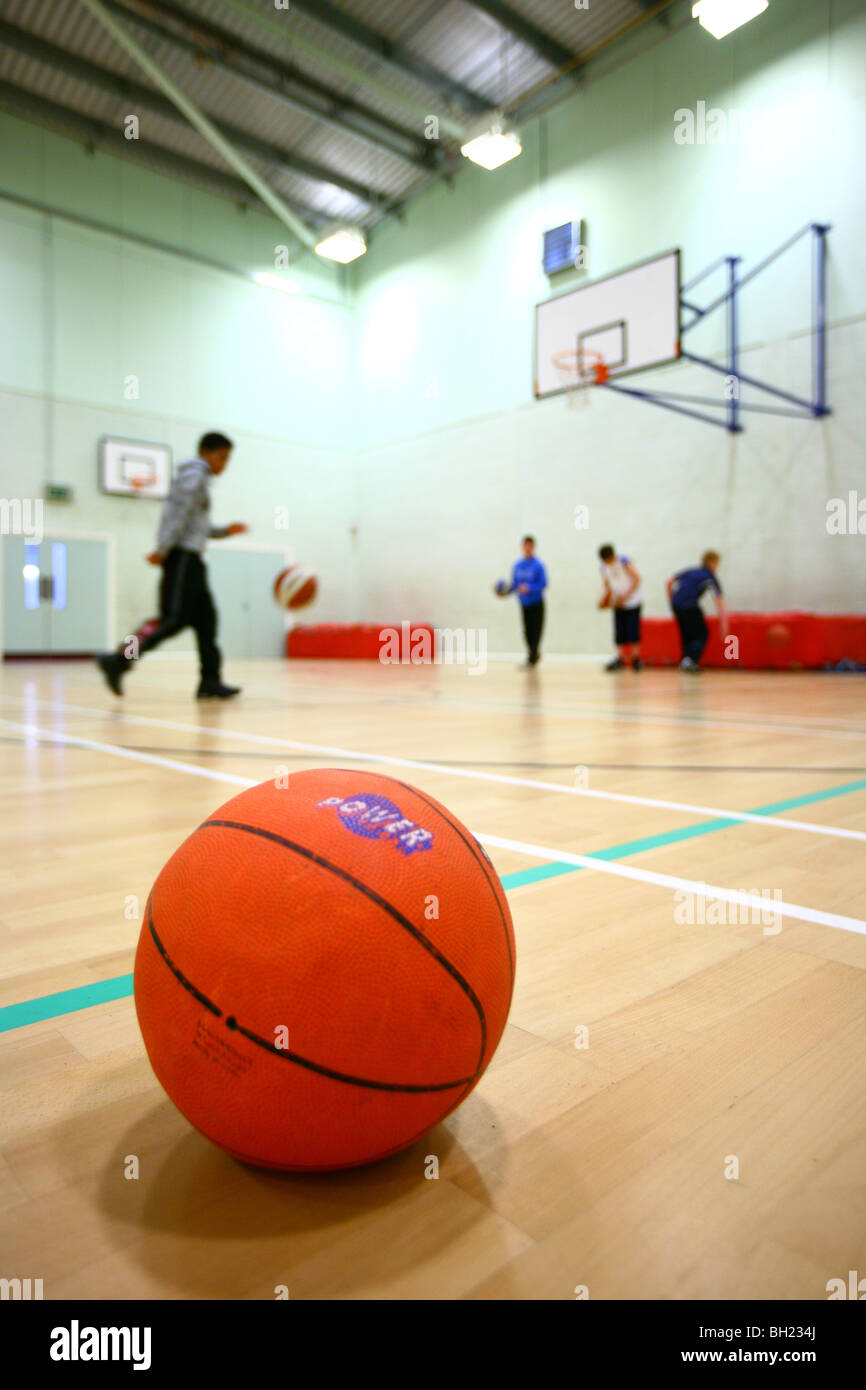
[99,438,172,499]
[534,249,681,398]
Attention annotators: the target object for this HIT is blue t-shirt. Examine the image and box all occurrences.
[670,566,722,609]
[511,556,547,607]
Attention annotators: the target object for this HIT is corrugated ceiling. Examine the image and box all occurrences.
[0,0,676,241]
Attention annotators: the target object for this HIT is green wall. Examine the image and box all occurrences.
[0,112,357,646]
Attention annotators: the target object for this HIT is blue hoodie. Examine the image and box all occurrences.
[511,555,547,607]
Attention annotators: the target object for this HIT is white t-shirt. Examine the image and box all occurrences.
[600,556,642,608]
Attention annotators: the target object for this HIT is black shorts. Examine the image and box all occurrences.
[614,605,641,645]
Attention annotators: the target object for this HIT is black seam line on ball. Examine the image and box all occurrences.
[147,901,222,1018]
[151,900,480,1095]
[223,1015,477,1094]
[147,899,478,1095]
[389,777,515,988]
[196,817,487,1073]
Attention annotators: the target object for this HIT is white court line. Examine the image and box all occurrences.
[3,717,864,939]
[3,698,865,845]
[478,834,866,938]
[191,677,866,741]
[1,720,254,790]
[400,693,866,742]
[8,679,866,742]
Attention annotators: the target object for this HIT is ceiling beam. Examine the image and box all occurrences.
[0,79,327,226]
[266,0,489,115]
[105,0,434,168]
[466,1,580,73]
[78,0,318,249]
[506,0,681,124]
[0,19,378,209]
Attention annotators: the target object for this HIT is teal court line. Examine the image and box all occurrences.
[0,974,134,1033]
[2,775,865,1034]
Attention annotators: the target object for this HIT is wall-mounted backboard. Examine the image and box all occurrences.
[535,249,681,397]
[99,438,172,499]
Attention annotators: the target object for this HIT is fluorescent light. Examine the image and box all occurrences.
[253,271,300,293]
[314,228,367,264]
[461,125,522,171]
[692,0,768,39]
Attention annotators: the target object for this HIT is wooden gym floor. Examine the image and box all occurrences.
[1,656,864,1300]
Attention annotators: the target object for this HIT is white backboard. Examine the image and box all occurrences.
[534,249,681,397]
[100,438,172,499]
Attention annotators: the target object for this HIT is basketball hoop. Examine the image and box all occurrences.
[552,349,609,409]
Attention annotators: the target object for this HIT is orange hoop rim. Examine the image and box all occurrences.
[552,349,609,385]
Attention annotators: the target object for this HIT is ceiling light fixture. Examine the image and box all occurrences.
[461,119,522,171]
[314,227,367,264]
[692,0,769,40]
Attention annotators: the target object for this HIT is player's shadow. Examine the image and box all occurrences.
[91,1091,499,1298]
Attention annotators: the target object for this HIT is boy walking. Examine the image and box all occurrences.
[666,550,728,671]
[97,431,248,699]
[598,544,643,671]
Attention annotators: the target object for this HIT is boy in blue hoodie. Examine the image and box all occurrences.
[505,535,548,667]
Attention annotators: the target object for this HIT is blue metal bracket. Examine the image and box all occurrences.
[599,223,831,433]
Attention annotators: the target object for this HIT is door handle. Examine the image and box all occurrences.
[39,576,55,601]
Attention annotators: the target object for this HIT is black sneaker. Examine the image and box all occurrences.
[605,657,625,671]
[196,680,241,700]
[96,653,125,696]
[632,658,643,671]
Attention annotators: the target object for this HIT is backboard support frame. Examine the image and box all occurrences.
[597,223,831,433]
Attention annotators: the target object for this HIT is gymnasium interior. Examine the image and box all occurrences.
[1,0,864,1309]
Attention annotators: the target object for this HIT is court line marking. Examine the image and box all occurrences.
[6,685,866,743]
[390,694,866,741]
[2,808,864,1035]
[2,716,865,938]
[4,705,865,844]
[3,759,864,1036]
[0,975,134,1032]
[478,834,866,936]
[0,721,254,788]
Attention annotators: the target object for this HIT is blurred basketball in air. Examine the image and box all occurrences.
[274,565,318,610]
[766,622,791,648]
[494,579,509,597]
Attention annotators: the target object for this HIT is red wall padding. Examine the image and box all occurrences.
[287,618,865,666]
[639,613,866,669]
[287,623,436,660]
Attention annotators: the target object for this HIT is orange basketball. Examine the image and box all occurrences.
[767,623,791,648]
[134,770,515,1171]
[273,565,317,610]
